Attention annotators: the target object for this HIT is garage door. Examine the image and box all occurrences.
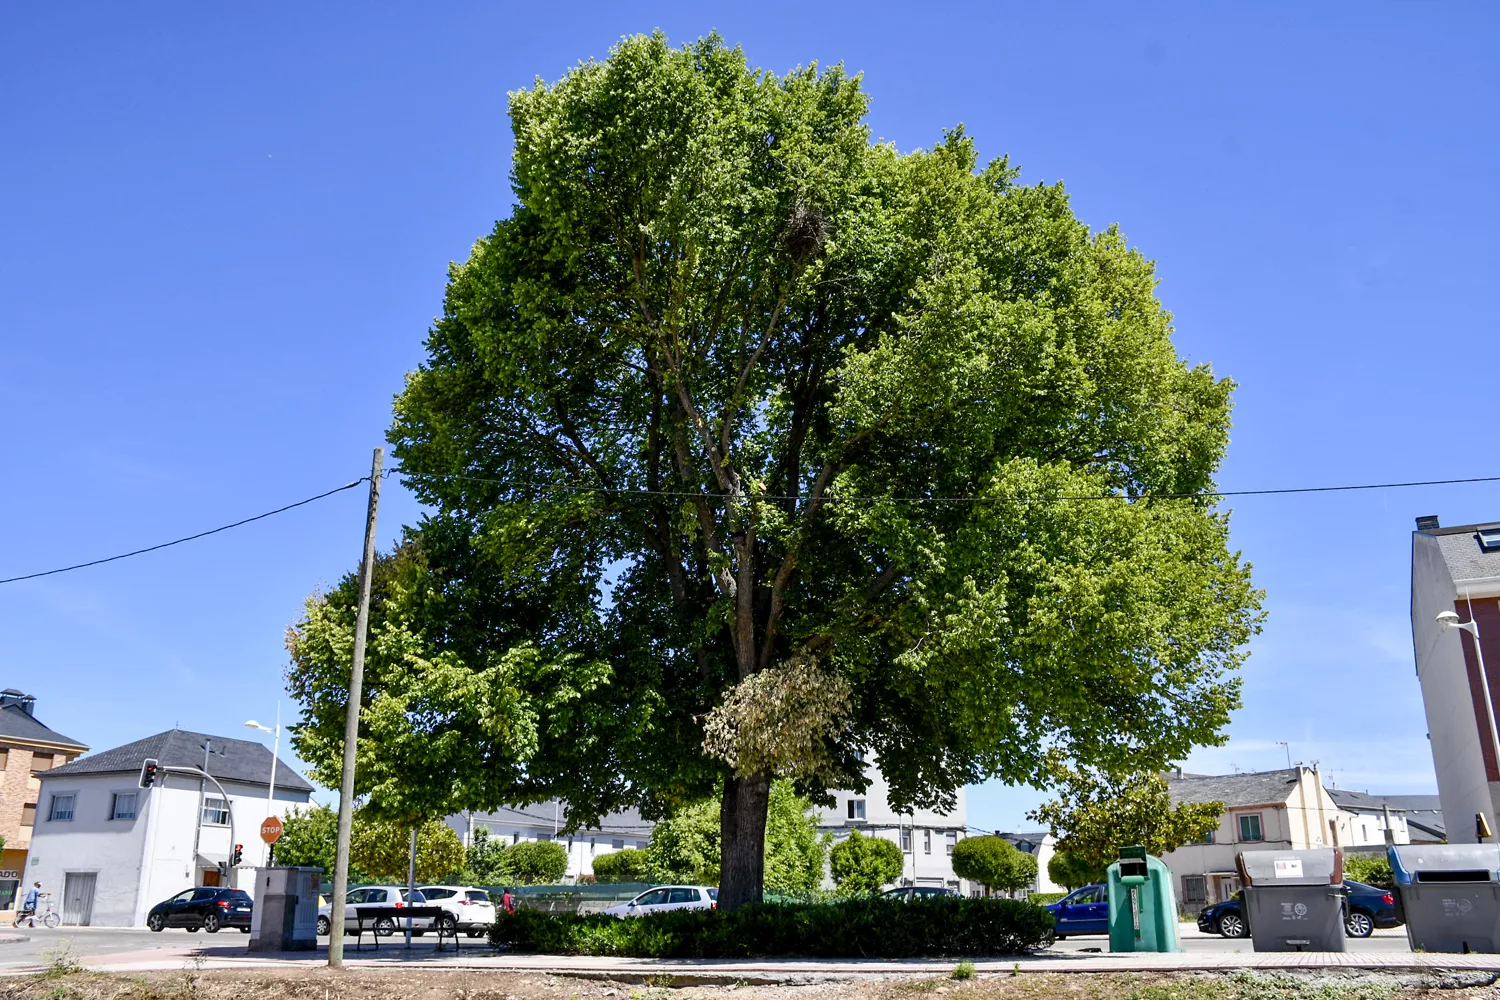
[62,872,97,926]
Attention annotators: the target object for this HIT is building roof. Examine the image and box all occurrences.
[1327,788,1407,813]
[1167,768,1305,808]
[44,728,313,793]
[1332,792,1445,841]
[463,801,655,837]
[1420,521,1500,584]
[995,831,1052,855]
[0,700,87,751]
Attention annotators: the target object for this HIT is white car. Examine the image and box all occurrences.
[602,885,718,918]
[315,886,433,937]
[415,885,497,937]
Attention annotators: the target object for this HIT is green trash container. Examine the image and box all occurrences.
[1107,845,1182,952]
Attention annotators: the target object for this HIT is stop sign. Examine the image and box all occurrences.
[260,816,284,844]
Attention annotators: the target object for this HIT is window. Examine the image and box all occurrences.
[536,832,551,841]
[1237,813,1263,842]
[422,888,455,900]
[1478,525,1500,552]
[512,832,520,845]
[923,829,932,854]
[48,794,75,821]
[0,748,9,770]
[465,890,490,902]
[635,889,670,906]
[668,888,697,904]
[590,837,597,854]
[1181,875,1207,904]
[1191,829,1216,845]
[20,804,36,827]
[612,839,625,850]
[111,792,137,820]
[202,796,230,826]
[900,827,912,852]
[945,831,957,856]
[30,753,54,774]
[847,799,866,820]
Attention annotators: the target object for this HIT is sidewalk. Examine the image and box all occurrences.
[65,945,1500,980]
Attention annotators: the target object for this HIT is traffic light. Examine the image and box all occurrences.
[230,844,243,867]
[217,862,229,881]
[138,758,160,788]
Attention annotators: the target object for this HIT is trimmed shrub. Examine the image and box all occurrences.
[592,848,649,883]
[1027,891,1067,906]
[829,830,904,894]
[489,896,1055,957]
[503,840,569,884]
[1344,855,1394,889]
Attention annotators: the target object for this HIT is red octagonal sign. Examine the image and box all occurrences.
[260,816,284,844]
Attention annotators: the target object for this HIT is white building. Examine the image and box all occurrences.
[448,802,654,882]
[1411,515,1500,846]
[994,831,1064,895]
[817,761,969,893]
[1326,788,1414,847]
[28,729,312,926]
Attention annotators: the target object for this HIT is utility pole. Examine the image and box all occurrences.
[328,448,383,969]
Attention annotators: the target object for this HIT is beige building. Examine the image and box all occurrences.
[0,690,87,913]
[1161,767,1383,914]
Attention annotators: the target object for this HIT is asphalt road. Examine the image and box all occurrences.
[0,924,1414,970]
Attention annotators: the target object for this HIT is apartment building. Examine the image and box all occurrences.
[449,802,654,882]
[818,760,969,893]
[0,690,87,914]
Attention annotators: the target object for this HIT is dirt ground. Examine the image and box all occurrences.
[5,968,1500,1000]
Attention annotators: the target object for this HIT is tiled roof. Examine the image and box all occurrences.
[44,729,312,793]
[1167,768,1304,808]
[0,704,86,750]
[1329,791,1445,840]
[1425,523,1500,583]
[461,801,654,837]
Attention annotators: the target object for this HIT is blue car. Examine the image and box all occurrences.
[1196,880,1400,939]
[1045,883,1109,937]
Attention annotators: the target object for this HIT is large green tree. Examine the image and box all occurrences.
[287,32,1260,910]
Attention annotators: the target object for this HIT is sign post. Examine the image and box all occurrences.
[261,816,284,865]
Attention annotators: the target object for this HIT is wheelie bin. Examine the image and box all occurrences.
[1237,848,1346,951]
[1389,843,1500,953]
[1107,845,1181,952]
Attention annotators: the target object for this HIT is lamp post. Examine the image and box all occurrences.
[1438,609,1500,841]
[245,705,282,866]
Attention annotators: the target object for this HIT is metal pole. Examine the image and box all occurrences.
[329,448,383,968]
[164,765,237,890]
[265,704,279,867]
[405,826,418,948]
[190,740,212,885]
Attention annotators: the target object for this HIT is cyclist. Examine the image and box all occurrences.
[14,882,42,928]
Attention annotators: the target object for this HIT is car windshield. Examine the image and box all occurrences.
[222,890,252,902]
[707,889,718,900]
[401,890,426,903]
[466,890,490,902]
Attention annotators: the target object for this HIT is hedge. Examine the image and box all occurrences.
[1027,892,1067,906]
[488,896,1054,957]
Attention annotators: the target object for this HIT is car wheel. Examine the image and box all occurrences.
[1219,913,1248,938]
[239,927,250,934]
[203,913,221,933]
[374,917,397,937]
[1345,910,1375,938]
[467,930,483,939]
[147,914,165,932]
[440,916,457,934]
[316,916,330,937]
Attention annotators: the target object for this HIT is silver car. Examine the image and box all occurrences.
[602,885,718,918]
[416,885,497,937]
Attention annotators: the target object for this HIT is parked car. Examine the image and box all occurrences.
[315,886,431,937]
[601,885,718,918]
[1044,884,1109,937]
[415,885,497,937]
[146,887,253,934]
[881,887,960,901]
[1197,881,1401,939]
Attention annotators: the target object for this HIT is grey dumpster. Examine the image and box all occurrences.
[248,866,323,952]
[1237,849,1346,952]
[1390,843,1500,953]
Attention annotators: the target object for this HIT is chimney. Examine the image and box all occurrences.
[0,690,35,716]
[1416,515,1441,532]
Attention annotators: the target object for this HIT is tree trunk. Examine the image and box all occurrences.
[717,770,771,910]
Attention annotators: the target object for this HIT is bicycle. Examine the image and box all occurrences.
[13,893,60,929]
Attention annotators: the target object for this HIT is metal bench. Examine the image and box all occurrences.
[348,906,459,951]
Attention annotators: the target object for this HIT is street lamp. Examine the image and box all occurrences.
[245,706,282,866]
[1438,609,1500,841]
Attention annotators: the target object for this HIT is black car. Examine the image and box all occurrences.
[881,887,961,900]
[146,887,253,933]
[1197,880,1400,939]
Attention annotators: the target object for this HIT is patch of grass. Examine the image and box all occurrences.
[952,960,976,980]
[39,942,83,978]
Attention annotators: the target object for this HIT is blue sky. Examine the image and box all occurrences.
[2,3,1496,832]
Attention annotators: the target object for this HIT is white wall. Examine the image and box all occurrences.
[30,771,309,927]
[1413,533,1496,844]
[818,761,968,891]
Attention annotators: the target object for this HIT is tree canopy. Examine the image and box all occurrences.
[951,836,1037,897]
[829,830,904,894]
[1028,767,1223,871]
[285,31,1261,909]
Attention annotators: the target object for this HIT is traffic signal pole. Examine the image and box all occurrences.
[329,448,383,968]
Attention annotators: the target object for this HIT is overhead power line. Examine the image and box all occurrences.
[394,468,1500,504]
[0,479,368,586]
[2,469,1496,587]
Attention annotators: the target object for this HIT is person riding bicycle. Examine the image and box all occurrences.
[15,882,41,927]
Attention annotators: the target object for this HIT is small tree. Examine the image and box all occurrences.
[829,830,904,895]
[951,836,1037,897]
[465,826,509,884]
[763,782,828,896]
[351,816,466,884]
[1344,855,1394,889]
[1048,851,1105,891]
[646,798,722,884]
[502,840,569,884]
[1028,768,1222,873]
[275,804,361,878]
[591,848,649,883]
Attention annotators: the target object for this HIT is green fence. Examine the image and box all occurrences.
[316,880,655,915]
